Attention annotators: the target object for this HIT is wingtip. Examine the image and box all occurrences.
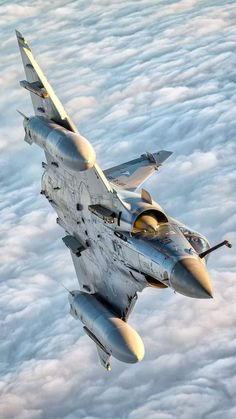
[147,149,173,166]
[15,30,30,49]
[161,150,173,160]
[15,29,23,38]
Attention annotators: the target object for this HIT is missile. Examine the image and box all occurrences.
[69,291,145,364]
[23,115,96,171]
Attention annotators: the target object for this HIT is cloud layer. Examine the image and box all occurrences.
[1,1,236,418]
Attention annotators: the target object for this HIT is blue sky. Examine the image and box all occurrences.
[0,1,236,418]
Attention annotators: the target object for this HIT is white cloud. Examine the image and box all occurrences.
[178,151,218,175]
[1,1,236,418]
[0,4,40,21]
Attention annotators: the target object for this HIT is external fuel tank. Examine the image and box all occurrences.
[69,291,145,364]
[24,115,96,171]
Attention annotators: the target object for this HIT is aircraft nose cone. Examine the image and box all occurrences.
[170,257,213,299]
[109,324,145,364]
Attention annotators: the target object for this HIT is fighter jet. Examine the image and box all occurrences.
[16,31,232,371]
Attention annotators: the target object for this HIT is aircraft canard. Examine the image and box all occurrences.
[16,31,232,370]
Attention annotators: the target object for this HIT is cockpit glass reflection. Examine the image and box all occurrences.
[134,223,176,241]
[132,216,194,258]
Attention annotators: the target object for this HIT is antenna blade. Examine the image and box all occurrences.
[17,109,29,119]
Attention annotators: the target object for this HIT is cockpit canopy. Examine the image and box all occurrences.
[177,225,210,255]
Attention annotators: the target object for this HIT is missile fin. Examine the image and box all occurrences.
[83,326,112,371]
[96,345,112,371]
